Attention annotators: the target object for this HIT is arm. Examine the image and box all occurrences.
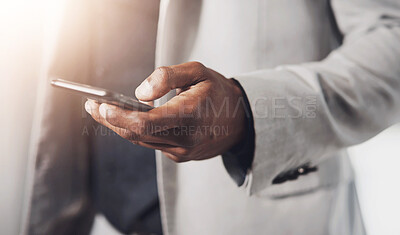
[236,0,400,194]
[85,0,400,196]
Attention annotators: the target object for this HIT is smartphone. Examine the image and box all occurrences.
[51,78,154,112]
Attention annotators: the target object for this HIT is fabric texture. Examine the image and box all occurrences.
[154,0,398,234]
[90,128,162,234]
[233,0,400,195]
[24,0,400,234]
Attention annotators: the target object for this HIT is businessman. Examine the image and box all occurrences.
[25,0,400,234]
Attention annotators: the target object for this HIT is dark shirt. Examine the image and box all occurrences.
[90,127,163,234]
[221,78,255,186]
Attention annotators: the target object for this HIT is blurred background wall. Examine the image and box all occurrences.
[0,0,64,234]
[0,1,399,234]
[0,1,43,235]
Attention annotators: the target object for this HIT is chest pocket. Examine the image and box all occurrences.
[255,151,353,199]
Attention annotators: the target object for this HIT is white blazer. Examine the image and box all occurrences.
[23,0,400,234]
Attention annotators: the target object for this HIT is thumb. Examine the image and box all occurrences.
[135,62,206,101]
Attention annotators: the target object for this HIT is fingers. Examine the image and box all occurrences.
[98,103,179,134]
[162,152,190,163]
[101,103,198,147]
[86,100,181,146]
[85,100,195,162]
[135,143,190,162]
[98,103,143,131]
[98,100,197,135]
[135,61,207,101]
[85,101,132,138]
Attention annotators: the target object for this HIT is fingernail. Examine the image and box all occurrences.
[85,101,91,114]
[136,80,151,98]
[99,104,108,118]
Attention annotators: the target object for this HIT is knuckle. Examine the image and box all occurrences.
[105,112,117,123]
[139,120,152,135]
[156,66,169,75]
[191,61,207,79]
[103,109,121,124]
[190,61,205,69]
[135,117,147,128]
[155,66,172,84]
[128,117,149,134]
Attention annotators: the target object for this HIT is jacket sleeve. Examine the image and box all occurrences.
[233,0,400,195]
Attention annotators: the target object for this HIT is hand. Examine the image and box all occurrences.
[85,62,247,162]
